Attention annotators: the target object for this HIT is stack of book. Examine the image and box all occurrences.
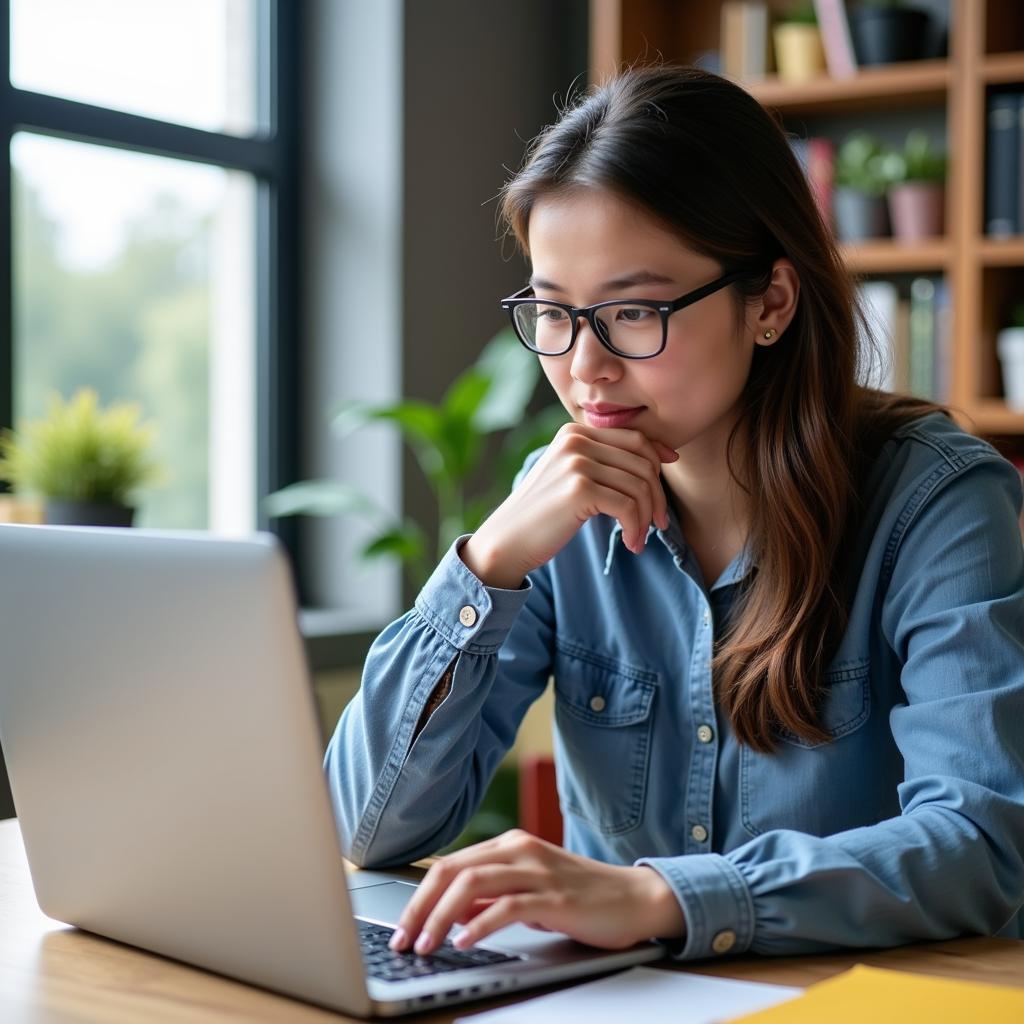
[720,1,858,81]
[855,276,951,400]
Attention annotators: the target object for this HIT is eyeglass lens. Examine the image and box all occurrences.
[512,302,663,357]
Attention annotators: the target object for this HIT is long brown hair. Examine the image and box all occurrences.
[499,64,953,752]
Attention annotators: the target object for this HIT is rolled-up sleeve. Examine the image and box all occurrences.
[324,450,555,868]
[637,457,1024,959]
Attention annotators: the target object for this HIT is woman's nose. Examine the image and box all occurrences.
[570,317,623,384]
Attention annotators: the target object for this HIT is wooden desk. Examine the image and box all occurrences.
[2,818,1022,1022]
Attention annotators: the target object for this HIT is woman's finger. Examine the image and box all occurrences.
[450,892,553,950]
[390,832,540,950]
[412,864,549,955]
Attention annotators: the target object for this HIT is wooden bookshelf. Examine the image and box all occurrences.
[587,0,1024,447]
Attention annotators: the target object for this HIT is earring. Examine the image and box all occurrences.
[763,328,776,340]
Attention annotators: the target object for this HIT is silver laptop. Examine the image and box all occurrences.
[0,524,664,1017]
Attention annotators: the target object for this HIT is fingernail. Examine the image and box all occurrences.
[414,931,433,955]
[389,927,407,950]
[453,929,472,949]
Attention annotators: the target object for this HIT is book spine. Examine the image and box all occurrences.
[986,92,1020,237]
[742,3,770,81]
[813,0,857,78]
[807,137,835,230]
[931,278,951,402]
[721,3,745,80]
[909,277,936,398]
[856,280,898,391]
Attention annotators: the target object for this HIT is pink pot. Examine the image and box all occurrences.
[887,181,944,242]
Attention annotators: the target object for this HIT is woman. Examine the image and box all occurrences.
[324,65,1024,962]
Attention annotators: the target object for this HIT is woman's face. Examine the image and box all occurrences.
[526,189,765,451]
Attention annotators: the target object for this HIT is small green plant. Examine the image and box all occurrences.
[265,328,569,592]
[835,132,890,197]
[0,388,161,507]
[876,129,948,186]
[779,2,818,25]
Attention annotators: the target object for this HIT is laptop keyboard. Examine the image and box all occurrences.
[357,919,521,983]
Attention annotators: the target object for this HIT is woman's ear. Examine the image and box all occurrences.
[753,258,799,347]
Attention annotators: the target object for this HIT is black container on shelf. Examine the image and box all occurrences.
[849,6,932,65]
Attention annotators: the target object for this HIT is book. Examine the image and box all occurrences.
[985,91,1020,236]
[908,276,937,398]
[856,280,900,391]
[722,3,770,81]
[790,137,835,230]
[813,0,857,79]
[931,277,952,401]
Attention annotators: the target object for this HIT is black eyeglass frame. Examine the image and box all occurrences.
[499,268,747,359]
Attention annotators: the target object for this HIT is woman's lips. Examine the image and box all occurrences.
[581,405,645,428]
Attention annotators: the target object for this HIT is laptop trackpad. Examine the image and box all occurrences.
[350,880,418,925]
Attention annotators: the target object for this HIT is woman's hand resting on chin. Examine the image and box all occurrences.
[387,828,687,955]
[459,422,679,590]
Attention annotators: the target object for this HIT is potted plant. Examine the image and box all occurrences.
[0,388,161,527]
[773,2,825,82]
[265,328,568,853]
[833,131,891,242]
[848,0,932,66]
[877,129,947,242]
[265,328,569,594]
[997,301,1024,412]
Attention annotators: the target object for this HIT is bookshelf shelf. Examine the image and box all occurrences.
[746,59,951,116]
[587,0,1024,459]
[962,399,1024,435]
[978,239,1024,266]
[842,239,951,275]
[981,52,1024,84]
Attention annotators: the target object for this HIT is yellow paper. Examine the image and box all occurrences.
[724,963,1024,1023]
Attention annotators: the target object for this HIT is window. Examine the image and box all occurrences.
[1,0,300,541]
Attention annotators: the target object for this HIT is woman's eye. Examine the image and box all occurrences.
[616,306,653,323]
[539,308,569,323]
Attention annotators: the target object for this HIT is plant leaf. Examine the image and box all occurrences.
[472,329,540,432]
[331,399,444,446]
[360,523,426,561]
[263,479,378,518]
[441,369,491,424]
[494,403,571,492]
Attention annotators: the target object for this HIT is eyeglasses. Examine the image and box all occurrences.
[500,269,745,359]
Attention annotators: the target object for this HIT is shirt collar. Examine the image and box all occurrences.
[603,514,758,591]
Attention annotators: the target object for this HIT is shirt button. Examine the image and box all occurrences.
[691,824,708,843]
[711,930,736,954]
[697,724,714,744]
[589,695,606,713]
[458,605,478,627]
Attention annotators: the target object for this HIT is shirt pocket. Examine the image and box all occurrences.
[740,658,872,838]
[552,639,658,836]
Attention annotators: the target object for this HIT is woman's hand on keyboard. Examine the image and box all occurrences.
[387,829,686,956]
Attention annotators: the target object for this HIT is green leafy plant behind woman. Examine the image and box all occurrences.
[265,328,569,592]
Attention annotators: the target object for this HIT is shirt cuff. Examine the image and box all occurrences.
[413,534,533,654]
[633,853,756,960]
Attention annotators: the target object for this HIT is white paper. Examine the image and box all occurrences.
[454,965,802,1024]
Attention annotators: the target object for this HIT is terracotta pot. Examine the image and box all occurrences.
[887,181,944,242]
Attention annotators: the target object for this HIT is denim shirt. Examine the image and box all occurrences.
[324,411,1024,960]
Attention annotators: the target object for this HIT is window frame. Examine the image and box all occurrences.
[0,0,303,572]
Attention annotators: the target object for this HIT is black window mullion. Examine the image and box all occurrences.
[6,89,283,178]
[260,0,302,589]
[1,0,12,441]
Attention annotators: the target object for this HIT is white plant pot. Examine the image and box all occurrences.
[997,327,1024,411]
